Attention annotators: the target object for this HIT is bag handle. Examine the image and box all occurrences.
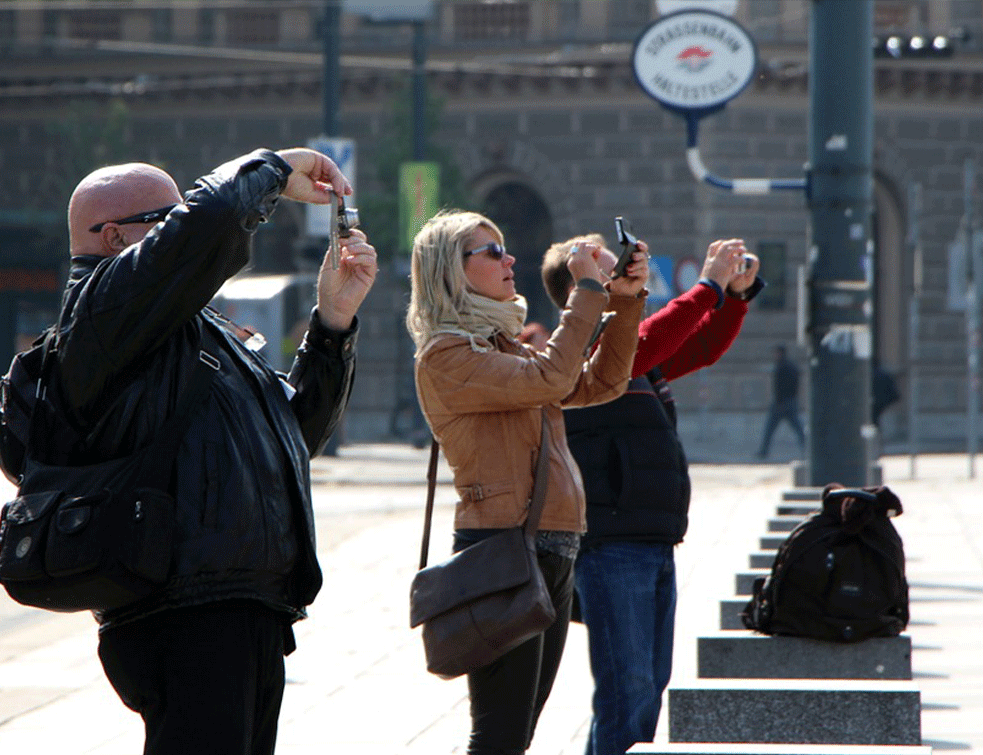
[418,410,550,570]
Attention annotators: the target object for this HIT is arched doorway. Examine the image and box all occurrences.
[481,181,555,328]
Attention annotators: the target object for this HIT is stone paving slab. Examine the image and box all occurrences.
[667,680,922,745]
[696,633,912,679]
[629,745,932,755]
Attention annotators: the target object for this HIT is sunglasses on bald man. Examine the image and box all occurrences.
[89,204,177,233]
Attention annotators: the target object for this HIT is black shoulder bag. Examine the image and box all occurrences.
[409,412,557,679]
[0,333,219,613]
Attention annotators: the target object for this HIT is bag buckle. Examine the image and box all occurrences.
[199,351,220,371]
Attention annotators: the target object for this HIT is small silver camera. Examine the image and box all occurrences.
[738,254,754,274]
[328,194,360,270]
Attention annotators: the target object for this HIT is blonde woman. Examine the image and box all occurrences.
[407,210,647,755]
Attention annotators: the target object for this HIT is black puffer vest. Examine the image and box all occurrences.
[563,371,690,545]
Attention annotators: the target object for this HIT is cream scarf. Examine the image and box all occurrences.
[433,292,528,352]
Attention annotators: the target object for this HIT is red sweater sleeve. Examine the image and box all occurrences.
[632,284,749,380]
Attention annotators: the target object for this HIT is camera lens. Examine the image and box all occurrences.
[341,207,360,233]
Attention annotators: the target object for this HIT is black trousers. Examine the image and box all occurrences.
[455,542,575,755]
[98,600,290,755]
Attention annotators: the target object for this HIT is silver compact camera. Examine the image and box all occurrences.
[328,194,361,270]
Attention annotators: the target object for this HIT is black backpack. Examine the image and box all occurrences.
[741,484,909,642]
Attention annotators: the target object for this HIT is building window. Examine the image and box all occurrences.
[227,9,279,46]
[453,1,531,41]
[0,9,14,44]
[756,240,787,310]
[67,10,121,41]
[874,0,928,31]
[607,0,655,41]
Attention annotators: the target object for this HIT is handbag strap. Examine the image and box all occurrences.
[418,411,550,570]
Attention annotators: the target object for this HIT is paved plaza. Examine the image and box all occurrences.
[0,447,980,753]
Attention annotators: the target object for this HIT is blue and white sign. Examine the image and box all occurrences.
[647,255,675,309]
[674,255,702,294]
[306,136,357,238]
[632,10,757,117]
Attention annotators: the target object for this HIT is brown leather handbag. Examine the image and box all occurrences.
[409,413,556,680]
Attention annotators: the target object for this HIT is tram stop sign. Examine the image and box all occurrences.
[632,9,757,118]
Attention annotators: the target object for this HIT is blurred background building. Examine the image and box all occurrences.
[1,0,981,457]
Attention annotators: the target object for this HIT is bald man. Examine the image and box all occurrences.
[12,148,376,755]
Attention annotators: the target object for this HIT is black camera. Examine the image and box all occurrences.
[612,215,639,279]
[328,194,360,270]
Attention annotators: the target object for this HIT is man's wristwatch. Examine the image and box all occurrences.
[727,276,766,302]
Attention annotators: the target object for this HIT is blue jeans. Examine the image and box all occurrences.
[574,541,677,755]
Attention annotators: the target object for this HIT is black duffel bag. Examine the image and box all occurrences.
[0,334,217,613]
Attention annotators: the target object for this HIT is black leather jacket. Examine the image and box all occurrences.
[47,149,356,628]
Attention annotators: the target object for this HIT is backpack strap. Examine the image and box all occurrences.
[822,485,902,535]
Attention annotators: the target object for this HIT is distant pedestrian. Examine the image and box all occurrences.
[872,360,901,426]
[757,344,806,458]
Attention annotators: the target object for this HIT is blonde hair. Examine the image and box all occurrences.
[541,233,607,309]
[407,210,526,353]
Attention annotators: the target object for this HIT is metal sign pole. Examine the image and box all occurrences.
[966,160,979,478]
[907,182,922,479]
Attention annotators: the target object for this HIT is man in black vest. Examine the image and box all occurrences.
[542,233,763,755]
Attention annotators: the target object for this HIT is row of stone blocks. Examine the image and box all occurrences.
[630,489,927,755]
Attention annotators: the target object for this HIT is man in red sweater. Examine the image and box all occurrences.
[542,233,763,755]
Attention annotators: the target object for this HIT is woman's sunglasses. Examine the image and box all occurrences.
[463,242,507,261]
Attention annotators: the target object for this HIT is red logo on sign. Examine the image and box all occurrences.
[677,45,713,73]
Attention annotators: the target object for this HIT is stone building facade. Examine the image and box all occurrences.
[1,0,982,456]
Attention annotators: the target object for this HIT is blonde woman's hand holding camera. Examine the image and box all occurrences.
[607,239,649,298]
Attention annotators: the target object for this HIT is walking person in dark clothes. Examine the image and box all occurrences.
[757,344,806,459]
[542,232,764,755]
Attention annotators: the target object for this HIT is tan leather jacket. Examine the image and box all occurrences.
[415,285,643,533]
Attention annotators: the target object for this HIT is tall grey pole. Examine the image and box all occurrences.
[323,0,340,137]
[907,182,922,479]
[805,0,874,487]
[412,20,427,161]
[965,159,979,478]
